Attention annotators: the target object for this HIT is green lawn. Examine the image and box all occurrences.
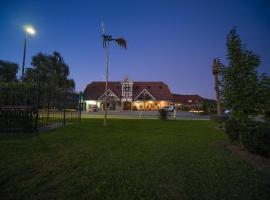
[0,119,269,200]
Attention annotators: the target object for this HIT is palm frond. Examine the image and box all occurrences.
[114,38,127,49]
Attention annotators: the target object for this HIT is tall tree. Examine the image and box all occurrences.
[220,28,270,121]
[0,60,19,82]
[212,58,222,118]
[25,52,76,109]
[25,51,75,91]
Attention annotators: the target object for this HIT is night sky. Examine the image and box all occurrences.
[1,0,270,99]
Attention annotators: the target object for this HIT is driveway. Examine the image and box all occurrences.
[81,110,210,120]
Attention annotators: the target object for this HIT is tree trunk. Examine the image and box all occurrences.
[213,59,222,124]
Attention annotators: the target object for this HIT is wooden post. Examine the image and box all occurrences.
[104,45,109,126]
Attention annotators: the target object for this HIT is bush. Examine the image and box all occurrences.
[264,110,270,122]
[211,114,228,122]
[225,119,270,157]
[241,121,270,157]
[158,109,168,120]
[225,119,240,143]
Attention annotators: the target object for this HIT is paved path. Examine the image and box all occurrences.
[81,110,210,120]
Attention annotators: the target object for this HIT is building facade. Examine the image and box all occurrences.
[172,94,204,112]
[83,78,208,111]
[83,78,173,111]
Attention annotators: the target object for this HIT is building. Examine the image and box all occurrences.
[172,94,204,111]
[83,78,208,111]
[83,78,173,111]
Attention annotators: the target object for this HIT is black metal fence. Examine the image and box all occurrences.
[0,83,81,133]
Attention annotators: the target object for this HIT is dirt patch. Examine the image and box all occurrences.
[226,144,270,173]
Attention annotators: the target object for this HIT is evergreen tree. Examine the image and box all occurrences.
[220,28,269,121]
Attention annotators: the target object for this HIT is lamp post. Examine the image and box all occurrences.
[21,25,36,82]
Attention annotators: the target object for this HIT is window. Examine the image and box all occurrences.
[124,84,131,92]
[124,93,132,99]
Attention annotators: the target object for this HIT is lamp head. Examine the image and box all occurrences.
[24,25,36,35]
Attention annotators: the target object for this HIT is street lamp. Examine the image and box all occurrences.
[21,25,36,82]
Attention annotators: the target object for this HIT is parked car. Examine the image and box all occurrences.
[88,106,99,112]
[161,106,175,112]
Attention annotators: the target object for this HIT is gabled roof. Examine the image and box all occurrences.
[98,89,120,101]
[134,89,156,100]
[83,82,121,100]
[83,81,173,101]
[133,82,172,100]
[172,94,204,104]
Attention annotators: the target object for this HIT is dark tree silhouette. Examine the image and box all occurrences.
[0,60,19,82]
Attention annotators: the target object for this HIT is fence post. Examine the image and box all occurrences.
[63,92,66,126]
[34,79,40,132]
[79,91,83,122]
[63,108,66,126]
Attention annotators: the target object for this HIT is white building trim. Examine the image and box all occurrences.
[134,89,156,100]
[98,89,120,101]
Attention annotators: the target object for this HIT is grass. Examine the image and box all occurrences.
[0,119,269,200]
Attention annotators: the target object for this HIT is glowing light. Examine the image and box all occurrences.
[86,100,97,105]
[24,25,36,35]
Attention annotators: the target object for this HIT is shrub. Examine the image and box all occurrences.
[211,114,228,122]
[241,121,270,157]
[264,110,270,122]
[158,109,168,120]
[226,119,270,157]
[225,119,240,143]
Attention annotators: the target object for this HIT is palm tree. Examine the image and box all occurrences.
[102,29,127,126]
[212,58,222,119]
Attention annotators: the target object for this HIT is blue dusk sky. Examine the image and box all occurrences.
[0,0,270,98]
